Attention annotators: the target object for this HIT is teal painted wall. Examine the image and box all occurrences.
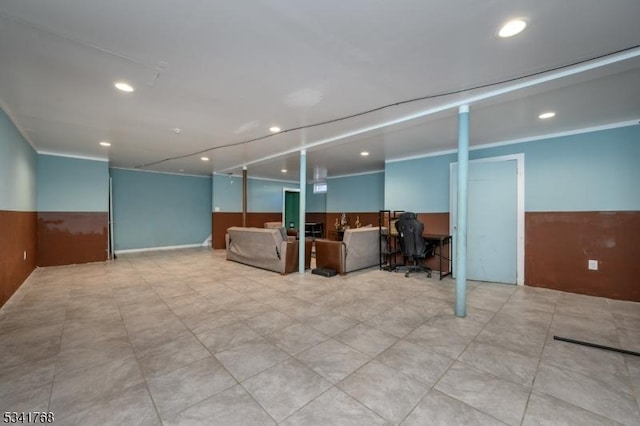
[37,155,108,212]
[385,154,456,212]
[212,174,299,212]
[385,125,640,212]
[249,179,294,212]
[326,172,384,212]
[111,169,212,250]
[0,108,37,211]
[470,126,640,212]
[306,184,327,212]
[212,174,241,212]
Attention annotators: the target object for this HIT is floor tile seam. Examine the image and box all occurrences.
[434,287,505,361]
[333,354,432,421]
[267,329,334,357]
[397,386,511,426]
[543,306,636,398]
[537,355,638,402]
[275,386,340,425]
[48,358,145,423]
[430,359,533,426]
[522,295,560,426]
[292,336,372,368]
[126,375,164,425]
[377,319,429,341]
[147,370,237,423]
[333,323,398,356]
[235,382,281,425]
[39,305,69,415]
[425,294,515,420]
[111,285,187,426]
[526,390,631,426]
[334,378,403,425]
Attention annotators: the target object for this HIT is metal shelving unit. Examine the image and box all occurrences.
[378,210,404,271]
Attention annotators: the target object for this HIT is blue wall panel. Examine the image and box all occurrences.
[470,126,640,212]
[385,125,640,213]
[111,169,212,250]
[212,174,300,213]
[37,155,108,212]
[306,184,327,212]
[0,109,37,211]
[327,172,384,212]
[212,174,241,212]
[249,179,294,212]
[385,154,455,212]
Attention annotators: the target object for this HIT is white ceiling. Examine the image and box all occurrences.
[1,0,639,181]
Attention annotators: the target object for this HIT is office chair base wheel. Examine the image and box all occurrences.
[404,271,410,278]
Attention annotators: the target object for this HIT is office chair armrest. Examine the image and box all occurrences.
[314,239,346,275]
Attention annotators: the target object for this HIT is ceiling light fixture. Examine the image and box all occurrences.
[360,151,369,156]
[99,141,111,147]
[498,19,527,38]
[538,111,556,119]
[201,156,209,161]
[172,128,182,134]
[281,169,287,173]
[269,126,281,133]
[114,81,134,92]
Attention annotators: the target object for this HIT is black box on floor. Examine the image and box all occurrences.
[312,268,337,277]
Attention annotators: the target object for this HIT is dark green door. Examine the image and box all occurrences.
[284,191,300,231]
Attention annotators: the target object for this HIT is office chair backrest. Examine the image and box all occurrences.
[395,212,426,258]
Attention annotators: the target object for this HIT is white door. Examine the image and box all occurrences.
[451,155,523,284]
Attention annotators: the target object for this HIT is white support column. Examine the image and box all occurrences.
[456,105,470,318]
[298,150,307,273]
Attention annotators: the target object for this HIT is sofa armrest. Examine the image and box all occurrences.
[283,240,298,274]
[305,238,312,270]
[282,239,314,274]
[314,239,346,275]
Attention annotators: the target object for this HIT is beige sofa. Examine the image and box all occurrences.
[225,227,311,274]
[315,227,382,275]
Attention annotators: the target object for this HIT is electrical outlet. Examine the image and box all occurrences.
[214,207,220,212]
[588,259,598,270]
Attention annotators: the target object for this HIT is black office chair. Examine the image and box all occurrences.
[395,212,435,278]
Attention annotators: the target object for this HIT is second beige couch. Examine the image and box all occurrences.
[314,227,382,275]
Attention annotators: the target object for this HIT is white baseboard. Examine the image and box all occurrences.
[115,244,203,254]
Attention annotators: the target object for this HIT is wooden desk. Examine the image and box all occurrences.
[423,234,452,280]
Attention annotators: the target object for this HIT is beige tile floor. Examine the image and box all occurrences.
[1,248,639,425]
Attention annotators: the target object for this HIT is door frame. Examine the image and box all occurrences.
[449,153,525,285]
[282,187,300,229]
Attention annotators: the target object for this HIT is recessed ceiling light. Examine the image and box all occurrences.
[114,81,134,92]
[281,169,287,173]
[360,151,369,156]
[201,156,209,161]
[99,141,111,147]
[498,19,527,38]
[269,126,281,133]
[172,128,182,134]
[538,111,556,119]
